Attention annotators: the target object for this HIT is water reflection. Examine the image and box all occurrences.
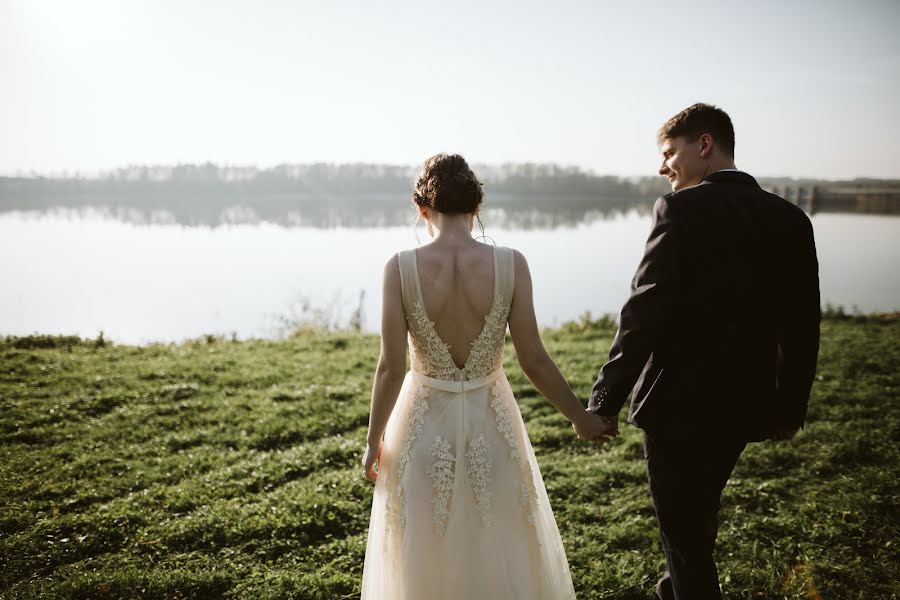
[0,163,664,227]
[0,198,656,229]
[2,188,895,229]
[3,163,897,228]
[0,208,897,344]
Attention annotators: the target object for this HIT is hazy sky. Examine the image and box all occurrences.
[2,0,899,179]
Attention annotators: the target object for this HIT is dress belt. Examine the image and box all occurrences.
[410,366,504,393]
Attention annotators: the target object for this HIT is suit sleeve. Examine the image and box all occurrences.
[776,213,821,430]
[588,195,685,416]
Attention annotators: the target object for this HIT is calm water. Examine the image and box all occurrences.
[2,209,898,344]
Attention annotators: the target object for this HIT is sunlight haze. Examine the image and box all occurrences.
[2,0,898,179]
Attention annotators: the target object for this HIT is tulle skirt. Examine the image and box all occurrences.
[361,367,576,600]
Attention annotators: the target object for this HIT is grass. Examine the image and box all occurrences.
[1,314,898,599]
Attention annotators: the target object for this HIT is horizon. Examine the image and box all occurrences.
[2,0,899,179]
[3,160,898,184]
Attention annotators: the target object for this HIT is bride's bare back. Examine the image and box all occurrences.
[413,241,497,369]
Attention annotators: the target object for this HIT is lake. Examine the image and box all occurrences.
[2,208,898,344]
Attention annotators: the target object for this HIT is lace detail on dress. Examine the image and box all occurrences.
[382,467,397,535]
[393,384,429,530]
[425,436,456,536]
[408,301,459,380]
[466,434,495,527]
[397,385,429,481]
[518,459,540,527]
[463,294,511,379]
[520,484,537,525]
[490,379,519,461]
[400,246,513,381]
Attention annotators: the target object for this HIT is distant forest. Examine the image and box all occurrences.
[0,163,892,227]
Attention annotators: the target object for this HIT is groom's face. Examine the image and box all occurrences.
[658,136,706,192]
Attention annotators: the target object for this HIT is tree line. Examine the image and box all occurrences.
[3,162,890,227]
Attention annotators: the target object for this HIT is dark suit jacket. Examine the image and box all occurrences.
[588,171,820,441]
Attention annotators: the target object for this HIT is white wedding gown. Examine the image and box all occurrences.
[361,246,576,599]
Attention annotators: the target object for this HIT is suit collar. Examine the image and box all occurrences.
[702,170,759,187]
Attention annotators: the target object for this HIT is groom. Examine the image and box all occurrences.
[588,103,821,599]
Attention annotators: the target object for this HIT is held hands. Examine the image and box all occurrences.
[362,440,382,482]
[572,411,619,445]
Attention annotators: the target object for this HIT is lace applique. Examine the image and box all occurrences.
[393,384,429,530]
[466,434,495,527]
[408,301,459,380]
[490,380,519,461]
[402,247,513,381]
[425,436,456,536]
[397,385,429,481]
[382,468,397,534]
[518,458,540,527]
[520,484,536,525]
[463,294,511,379]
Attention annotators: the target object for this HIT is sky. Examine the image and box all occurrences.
[2,0,899,179]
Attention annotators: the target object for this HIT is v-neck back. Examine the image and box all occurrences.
[410,245,499,367]
[398,245,515,381]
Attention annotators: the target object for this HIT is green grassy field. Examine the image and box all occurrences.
[2,314,898,599]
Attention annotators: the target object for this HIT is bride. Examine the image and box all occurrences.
[360,153,617,599]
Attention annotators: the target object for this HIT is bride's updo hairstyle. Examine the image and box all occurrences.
[413,153,484,214]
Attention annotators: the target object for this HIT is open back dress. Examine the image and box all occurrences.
[361,245,576,599]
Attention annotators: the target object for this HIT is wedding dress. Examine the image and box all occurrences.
[361,245,576,599]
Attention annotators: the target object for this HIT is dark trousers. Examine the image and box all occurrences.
[643,429,747,600]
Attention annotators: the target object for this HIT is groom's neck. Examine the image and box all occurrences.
[709,155,737,173]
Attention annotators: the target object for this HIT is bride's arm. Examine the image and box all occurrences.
[363,254,409,481]
[507,250,617,441]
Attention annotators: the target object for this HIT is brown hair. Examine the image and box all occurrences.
[657,103,735,157]
[412,153,484,214]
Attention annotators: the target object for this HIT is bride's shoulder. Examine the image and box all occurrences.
[496,245,528,266]
[491,246,530,283]
[507,248,532,288]
[384,247,421,277]
[491,244,519,255]
[388,247,417,262]
[382,251,403,276]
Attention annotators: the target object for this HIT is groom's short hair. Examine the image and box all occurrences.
[658,103,735,157]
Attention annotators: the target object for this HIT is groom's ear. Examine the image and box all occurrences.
[698,133,715,159]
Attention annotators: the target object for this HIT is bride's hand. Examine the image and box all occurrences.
[362,440,382,482]
[572,411,619,443]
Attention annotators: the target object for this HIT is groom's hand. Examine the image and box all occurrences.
[598,415,619,443]
[572,411,619,444]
